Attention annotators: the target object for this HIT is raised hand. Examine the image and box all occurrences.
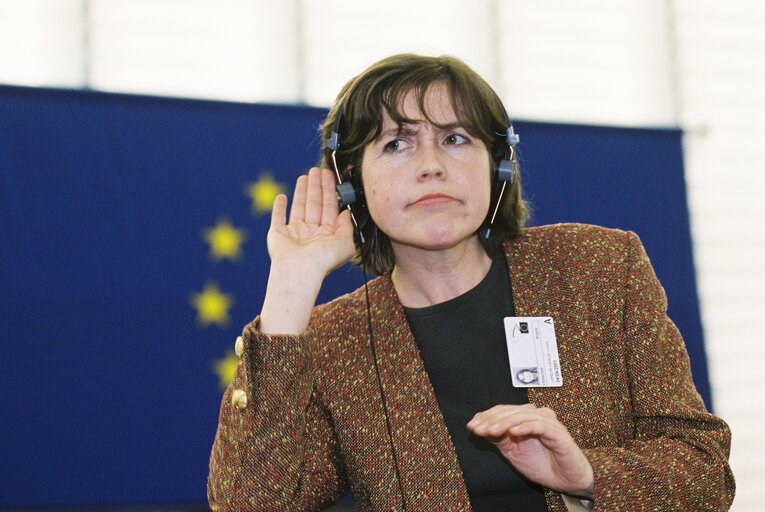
[267,167,355,272]
[467,404,595,499]
[259,167,356,334]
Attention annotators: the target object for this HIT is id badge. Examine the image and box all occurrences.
[503,317,563,387]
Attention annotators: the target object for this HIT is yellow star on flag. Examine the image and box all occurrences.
[245,173,285,214]
[190,282,234,328]
[202,218,247,261]
[212,350,239,389]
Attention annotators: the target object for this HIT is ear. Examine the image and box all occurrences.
[347,165,365,191]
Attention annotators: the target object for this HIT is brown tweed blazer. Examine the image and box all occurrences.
[208,223,735,511]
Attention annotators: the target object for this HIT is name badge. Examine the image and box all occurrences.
[503,317,563,387]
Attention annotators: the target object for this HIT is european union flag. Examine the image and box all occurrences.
[0,85,361,508]
[0,85,710,508]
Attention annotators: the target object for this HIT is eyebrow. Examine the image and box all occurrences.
[375,125,415,142]
[377,121,462,141]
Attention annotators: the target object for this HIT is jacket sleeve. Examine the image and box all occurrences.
[583,232,735,511]
[207,319,349,511]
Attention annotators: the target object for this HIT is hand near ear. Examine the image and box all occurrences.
[267,167,355,272]
[259,167,356,335]
[468,404,595,500]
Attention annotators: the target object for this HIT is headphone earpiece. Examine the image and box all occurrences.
[496,128,519,184]
[336,166,365,209]
[496,158,515,184]
[483,120,519,239]
[336,181,358,207]
[327,102,366,243]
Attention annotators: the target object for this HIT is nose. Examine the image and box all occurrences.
[416,141,446,182]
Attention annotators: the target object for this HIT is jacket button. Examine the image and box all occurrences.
[232,389,248,410]
[234,336,244,357]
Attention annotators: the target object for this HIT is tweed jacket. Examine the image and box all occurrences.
[208,223,735,511]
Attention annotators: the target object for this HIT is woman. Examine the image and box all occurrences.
[208,54,734,511]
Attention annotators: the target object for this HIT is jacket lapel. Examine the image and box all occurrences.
[503,235,575,511]
[366,276,471,510]
[503,235,574,409]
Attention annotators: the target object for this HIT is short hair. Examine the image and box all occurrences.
[319,53,529,275]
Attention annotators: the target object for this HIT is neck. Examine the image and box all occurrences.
[391,236,494,308]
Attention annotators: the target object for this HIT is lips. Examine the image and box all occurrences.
[410,193,456,206]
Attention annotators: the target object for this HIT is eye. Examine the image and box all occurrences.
[383,138,410,152]
[444,133,469,145]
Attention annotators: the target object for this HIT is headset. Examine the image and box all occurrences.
[323,94,519,510]
[326,96,520,244]
[326,102,367,244]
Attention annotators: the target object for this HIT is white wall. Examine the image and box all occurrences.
[674,2,765,504]
[1,0,762,508]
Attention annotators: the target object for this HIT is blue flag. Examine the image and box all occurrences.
[0,85,708,507]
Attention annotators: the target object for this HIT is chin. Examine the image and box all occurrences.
[404,228,482,252]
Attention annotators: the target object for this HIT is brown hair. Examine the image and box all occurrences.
[319,53,529,275]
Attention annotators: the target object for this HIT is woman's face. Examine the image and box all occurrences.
[360,83,492,255]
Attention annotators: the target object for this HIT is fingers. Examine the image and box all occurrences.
[304,168,323,225]
[468,404,561,440]
[467,404,593,497]
[290,174,308,223]
[289,168,338,227]
[270,193,288,228]
[321,169,340,228]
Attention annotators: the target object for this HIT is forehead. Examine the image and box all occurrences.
[382,82,459,128]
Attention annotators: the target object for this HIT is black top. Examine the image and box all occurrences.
[403,255,548,511]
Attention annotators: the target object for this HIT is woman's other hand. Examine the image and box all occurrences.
[467,403,595,499]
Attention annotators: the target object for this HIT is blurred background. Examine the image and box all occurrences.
[0,0,763,510]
